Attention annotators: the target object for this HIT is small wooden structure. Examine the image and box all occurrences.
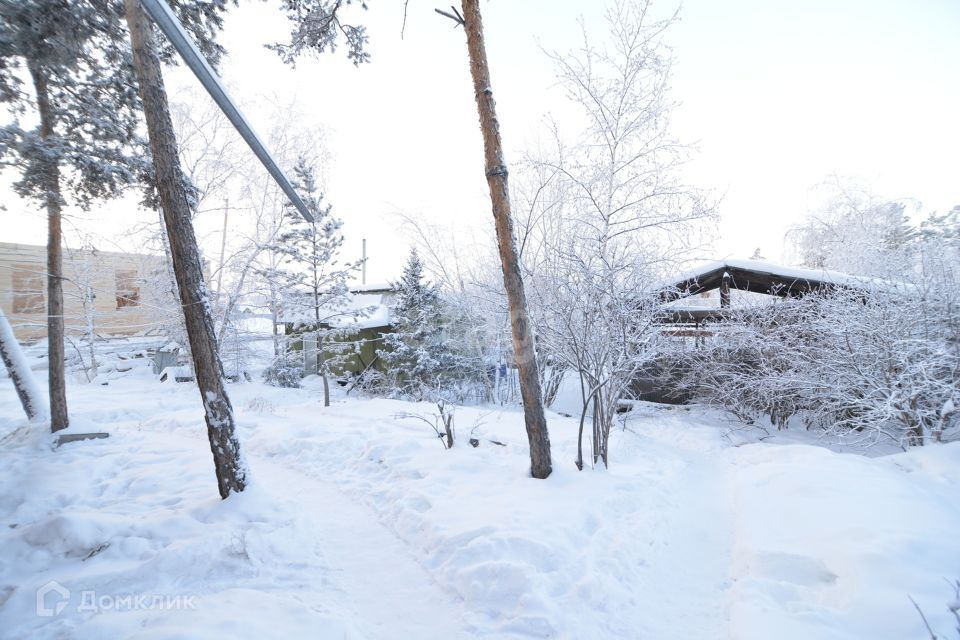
[278,284,395,379]
[55,432,109,447]
[657,259,876,326]
[634,259,882,403]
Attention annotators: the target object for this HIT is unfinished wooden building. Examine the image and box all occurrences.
[0,242,170,342]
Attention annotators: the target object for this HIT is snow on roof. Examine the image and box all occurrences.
[672,259,854,287]
[351,282,393,293]
[278,291,392,330]
[661,258,903,300]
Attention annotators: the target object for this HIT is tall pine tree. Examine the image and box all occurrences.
[0,0,234,432]
[123,0,247,499]
[0,0,147,431]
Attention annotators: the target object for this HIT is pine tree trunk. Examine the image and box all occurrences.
[28,62,69,432]
[125,0,247,499]
[460,0,552,478]
[0,307,47,421]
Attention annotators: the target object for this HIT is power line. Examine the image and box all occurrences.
[138,0,314,224]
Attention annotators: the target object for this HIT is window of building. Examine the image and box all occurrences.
[12,264,44,314]
[115,269,140,309]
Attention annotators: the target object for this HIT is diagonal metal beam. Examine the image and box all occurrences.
[138,0,314,223]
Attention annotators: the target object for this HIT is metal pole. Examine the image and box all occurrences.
[138,0,314,223]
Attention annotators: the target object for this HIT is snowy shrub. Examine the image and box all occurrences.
[909,578,960,640]
[263,351,303,388]
[395,400,457,449]
[680,282,959,447]
[245,395,276,415]
[678,195,960,447]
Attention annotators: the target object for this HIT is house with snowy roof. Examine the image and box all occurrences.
[656,258,896,327]
[634,258,899,403]
[276,283,396,379]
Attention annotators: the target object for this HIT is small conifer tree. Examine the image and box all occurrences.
[377,248,485,401]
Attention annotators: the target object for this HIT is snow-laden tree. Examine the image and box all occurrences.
[391,212,504,403]
[525,217,669,468]
[680,282,958,447]
[270,0,371,65]
[681,197,960,447]
[0,0,146,431]
[167,92,334,378]
[519,0,712,468]
[787,178,919,279]
[0,0,233,433]
[63,241,105,381]
[268,156,363,406]
[376,248,487,403]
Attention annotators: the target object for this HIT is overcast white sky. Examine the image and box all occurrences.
[5,0,959,284]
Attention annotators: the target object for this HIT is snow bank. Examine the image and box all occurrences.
[1,352,958,638]
[728,442,960,640]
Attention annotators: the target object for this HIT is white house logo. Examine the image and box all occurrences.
[36,581,70,617]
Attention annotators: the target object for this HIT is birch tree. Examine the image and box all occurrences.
[518,0,711,467]
[788,178,918,279]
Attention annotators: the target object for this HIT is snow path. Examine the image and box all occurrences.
[597,419,735,638]
[244,452,472,638]
[2,365,959,639]
[242,399,739,638]
[0,413,474,638]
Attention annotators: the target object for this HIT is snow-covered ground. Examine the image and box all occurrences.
[1,345,958,639]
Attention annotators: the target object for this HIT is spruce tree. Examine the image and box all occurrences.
[378,248,482,401]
